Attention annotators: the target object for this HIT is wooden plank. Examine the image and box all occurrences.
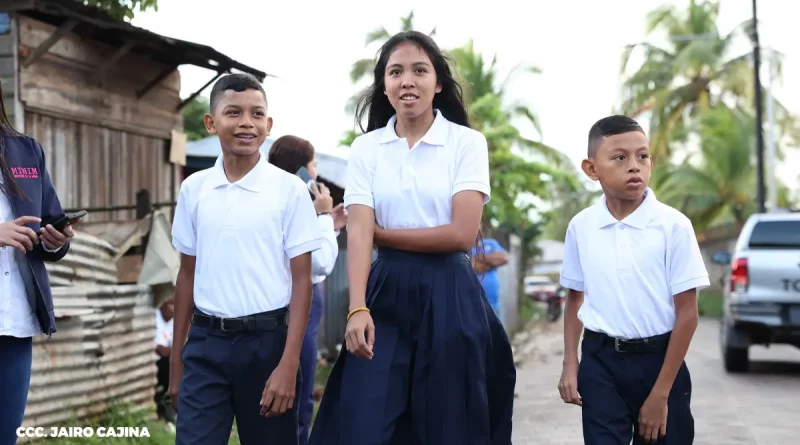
[18,16,180,93]
[22,18,78,68]
[20,57,182,136]
[91,40,135,83]
[24,111,174,224]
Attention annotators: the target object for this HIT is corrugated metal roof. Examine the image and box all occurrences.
[44,231,118,287]
[25,284,157,428]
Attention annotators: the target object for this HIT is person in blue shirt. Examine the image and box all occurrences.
[471,237,509,317]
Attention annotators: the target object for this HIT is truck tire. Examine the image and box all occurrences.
[722,346,749,373]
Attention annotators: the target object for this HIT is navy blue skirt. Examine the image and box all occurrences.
[309,247,516,445]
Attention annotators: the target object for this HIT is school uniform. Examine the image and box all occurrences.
[0,133,69,445]
[171,154,321,445]
[309,110,516,445]
[297,215,339,445]
[560,188,709,445]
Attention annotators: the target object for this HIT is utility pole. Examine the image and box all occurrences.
[752,0,767,213]
[766,50,777,212]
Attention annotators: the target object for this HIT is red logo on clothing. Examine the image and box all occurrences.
[11,167,39,179]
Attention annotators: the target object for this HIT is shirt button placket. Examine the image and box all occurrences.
[617,223,631,272]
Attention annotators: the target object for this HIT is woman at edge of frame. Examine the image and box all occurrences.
[309,30,516,445]
[0,82,76,445]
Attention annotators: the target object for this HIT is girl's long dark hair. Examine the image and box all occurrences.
[354,30,485,256]
[0,83,28,199]
[354,31,471,133]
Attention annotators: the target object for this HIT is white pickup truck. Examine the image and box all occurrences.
[712,212,800,373]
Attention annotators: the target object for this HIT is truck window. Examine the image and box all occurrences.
[747,220,800,248]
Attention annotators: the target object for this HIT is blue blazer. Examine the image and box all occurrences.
[2,132,69,335]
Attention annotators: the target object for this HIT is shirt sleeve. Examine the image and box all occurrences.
[669,218,710,296]
[343,137,374,209]
[171,181,197,256]
[452,131,491,204]
[283,178,323,259]
[311,214,339,277]
[154,312,169,347]
[559,222,584,292]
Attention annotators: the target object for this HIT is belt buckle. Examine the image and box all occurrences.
[614,337,624,353]
[219,318,230,332]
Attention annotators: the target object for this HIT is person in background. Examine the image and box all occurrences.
[154,298,176,423]
[471,237,509,318]
[267,135,346,445]
[0,82,75,445]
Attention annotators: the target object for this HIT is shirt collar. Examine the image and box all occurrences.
[594,187,657,230]
[207,153,266,192]
[379,109,449,146]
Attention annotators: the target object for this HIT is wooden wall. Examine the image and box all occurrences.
[16,15,183,138]
[0,14,18,124]
[25,112,176,222]
[12,15,183,222]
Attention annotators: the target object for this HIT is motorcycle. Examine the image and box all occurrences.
[528,285,566,322]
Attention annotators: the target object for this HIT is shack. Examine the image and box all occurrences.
[0,0,266,223]
[0,0,268,428]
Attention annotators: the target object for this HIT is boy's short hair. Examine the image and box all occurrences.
[587,115,645,158]
[209,73,267,113]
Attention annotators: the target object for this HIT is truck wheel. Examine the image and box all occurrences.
[720,321,749,373]
[723,346,749,373]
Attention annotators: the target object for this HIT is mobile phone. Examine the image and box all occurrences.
[46,210,88,232]
[295,167,317,199]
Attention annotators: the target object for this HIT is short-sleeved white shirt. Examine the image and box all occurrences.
[343,110,490,229]
[171,154,322,318]
[155,310,173,348]
[559,188,710,339]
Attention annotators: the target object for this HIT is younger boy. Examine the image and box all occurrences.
[169,74,321,445]
[557,115,709,445]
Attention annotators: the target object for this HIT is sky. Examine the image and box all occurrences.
[133,0,800,195]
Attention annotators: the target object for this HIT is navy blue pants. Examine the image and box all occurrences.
[578,331,694,445]
[309,248,516,445]
[298,283,324,445]
[176,308,302,445]
[1,335,33,445]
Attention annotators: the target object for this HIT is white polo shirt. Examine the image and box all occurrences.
[559,188,710,339]
[344,110,490,228]
[171,154,321,318]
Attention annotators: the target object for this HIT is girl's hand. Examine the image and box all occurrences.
[345,311,375,360]
[0,216,40,253]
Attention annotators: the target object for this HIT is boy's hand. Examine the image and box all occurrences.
[557,361,582,406]
[260,361,298,417]
[168,354,184,409]
[638,394,668,443]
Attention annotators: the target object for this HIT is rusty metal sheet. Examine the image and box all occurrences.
[24,283,157,429]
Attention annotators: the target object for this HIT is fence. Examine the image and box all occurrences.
[25,230,157,429]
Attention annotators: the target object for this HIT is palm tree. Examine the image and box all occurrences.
[446,41,580,230]
[450,40,572,168]
[653,106,795,229]
[349,11,435,85]
[339,11,436,145]
[619,0,796,160]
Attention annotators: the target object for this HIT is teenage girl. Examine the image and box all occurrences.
[309,31,516,445]
[0,84,75,444]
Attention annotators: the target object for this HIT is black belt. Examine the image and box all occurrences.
[584,329,671,353]
[191,311,288,333]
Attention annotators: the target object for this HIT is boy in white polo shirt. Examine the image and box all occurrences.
[557,115,709,445]
[168,74,321,445]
